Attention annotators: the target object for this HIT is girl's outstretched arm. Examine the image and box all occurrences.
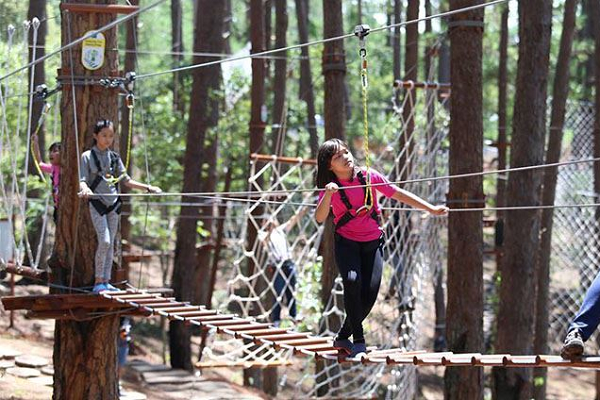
[31,134,43,164]
[123,179,162,194]
[315,183,338,223]
[391,188,448,215]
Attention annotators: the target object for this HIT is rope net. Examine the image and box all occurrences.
[0,21,59,272]
[547,100,598,353]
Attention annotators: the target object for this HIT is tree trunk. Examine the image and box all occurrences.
[400,0,419,182]
[119,0,139,280]
[263,3,287,393]
[444,1,484,399]
[393,0,402,82]
[169,0,225,372]
[193,137,218,307]
[171,0,184,114]
[53,2,120,398]
[496,4,509,215]
[295,0,318,158]
[270,0,288,156]
[493,0,552,398]
[244,0,267,389]
[321,0,346,315]
[265,0,273,85]
[534,2,578,399]
[317,1,346,396]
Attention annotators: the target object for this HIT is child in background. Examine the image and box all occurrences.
[79,119,162,293]
[315,139,448,357]
[31,133,61,222]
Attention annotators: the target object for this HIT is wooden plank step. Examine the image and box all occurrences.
[234,328,286,338]
[255,333,310,343]
[182,314,236,322]
[166,310,217,317]
[219,323,271,334]
[130,297,176,305]
[150,306,202,313]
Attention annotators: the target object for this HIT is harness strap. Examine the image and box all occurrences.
[334,170,379,230]
[89,149,119,191]
[90,198,122,216]
[88,149,122,215]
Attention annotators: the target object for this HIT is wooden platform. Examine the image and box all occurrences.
[3,289,600,369]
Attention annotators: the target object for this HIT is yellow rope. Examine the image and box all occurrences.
[359,38,373,209]
[30,102,52,183]
[124,94,134,170]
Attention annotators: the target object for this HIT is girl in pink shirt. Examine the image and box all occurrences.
[32,134,61,222]
[315,138,447,357]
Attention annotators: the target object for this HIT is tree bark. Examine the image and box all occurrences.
[393,0,402,82]
[400,0,419,182]
[493,0,552,398]
[316,1,346,396]
[263,3,287,393]
[169,0,225,372]
[320,0,346,316]
[193,137,218,307]
[244,0,267,389]
[171,0,184,114]
[534,2,578,399]
[53,2,120,398]
[295,0,318,158]
[444,1,484,399]
[496,4,509,215]
[270,0,288,156]
[119,0,139,280]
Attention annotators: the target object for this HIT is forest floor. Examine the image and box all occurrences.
[0,246,598,399]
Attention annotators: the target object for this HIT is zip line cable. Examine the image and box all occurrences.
[136,0,509,80]
[92,156,600,199]
[0,0,168,82]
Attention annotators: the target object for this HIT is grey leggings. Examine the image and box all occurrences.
[89,204,119,281]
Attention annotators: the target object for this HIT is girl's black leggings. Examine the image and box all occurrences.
[334,233,384,342]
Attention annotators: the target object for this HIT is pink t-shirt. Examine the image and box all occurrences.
[39,162,60,206]
[318,168,398,242]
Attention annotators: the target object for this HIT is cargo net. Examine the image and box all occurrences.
[0,21,60,271]
[200,54,450,399]
[548,100,598,352]
[200,155,324,368]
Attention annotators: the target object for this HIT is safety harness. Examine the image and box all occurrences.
[334,170,379,231]
[89,149,123,216]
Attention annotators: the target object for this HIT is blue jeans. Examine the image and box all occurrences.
[271,260,297,323]
[569,271,600,341]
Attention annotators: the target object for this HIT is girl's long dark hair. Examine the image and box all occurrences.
[316,138,349,188]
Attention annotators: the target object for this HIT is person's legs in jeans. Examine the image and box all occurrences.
[90,205,111,283]
[283,261,297,319]
[102,210,120,283]
[271,265,285,324]
[569,271,600,341]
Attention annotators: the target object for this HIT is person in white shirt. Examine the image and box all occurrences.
[259,208,308,326]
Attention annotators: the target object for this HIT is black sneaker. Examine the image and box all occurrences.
[348,342,367,358]
[333,338,353,355]
[561,329,584,359]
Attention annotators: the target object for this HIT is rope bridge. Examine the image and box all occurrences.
[2,288,599,369]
